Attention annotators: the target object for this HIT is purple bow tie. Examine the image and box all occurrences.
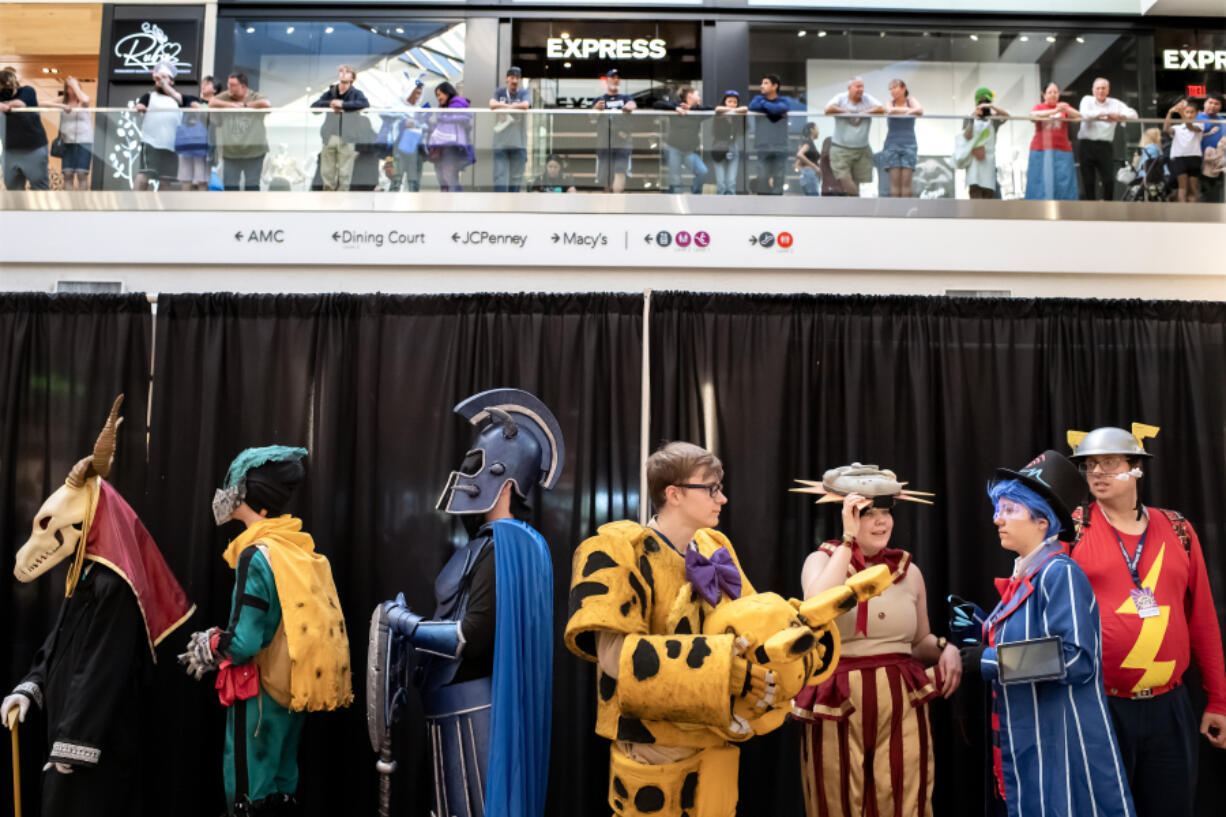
[685,546,743,606]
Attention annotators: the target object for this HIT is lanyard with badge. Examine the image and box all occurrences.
[1113,525,1160,618]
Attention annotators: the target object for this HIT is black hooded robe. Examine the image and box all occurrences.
[18,563,151,817]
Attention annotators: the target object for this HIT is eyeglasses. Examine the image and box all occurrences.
[1080,456,1127,474]
[675,482,725,499]
[994,498,1032,521]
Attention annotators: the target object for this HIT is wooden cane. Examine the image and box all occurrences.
[7,708,19,817]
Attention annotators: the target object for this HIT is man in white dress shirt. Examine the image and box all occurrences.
[1077,77,1137,200]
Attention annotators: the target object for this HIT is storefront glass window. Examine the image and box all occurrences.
[747,24,1140,197]
[223,19,465,108]
[208,18,465,190]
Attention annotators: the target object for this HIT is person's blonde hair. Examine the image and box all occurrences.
[1140,127,1162,147]
[338,64,357,82]
[647,442,723,512]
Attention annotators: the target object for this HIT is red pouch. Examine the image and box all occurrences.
[215,660,260,707]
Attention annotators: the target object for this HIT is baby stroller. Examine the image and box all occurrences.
[1121,147,1171,202]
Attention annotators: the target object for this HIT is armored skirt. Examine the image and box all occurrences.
[793,545,940,817]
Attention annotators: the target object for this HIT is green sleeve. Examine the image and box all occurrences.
[218,548,282,663]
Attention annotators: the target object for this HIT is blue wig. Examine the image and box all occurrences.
[987,479,1062,538]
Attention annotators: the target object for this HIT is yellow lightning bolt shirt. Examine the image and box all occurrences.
[1071,503,1226,714]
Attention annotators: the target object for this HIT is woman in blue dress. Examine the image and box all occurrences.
[881,79,922,198]
[959,450,1135,817]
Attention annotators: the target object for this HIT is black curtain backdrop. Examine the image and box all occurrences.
[649,292,1226,817]
[4,290,1226,817]
[138,293,643,817]
[0,293,152,815]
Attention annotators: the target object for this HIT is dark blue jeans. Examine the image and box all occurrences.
[492,147,526,192]
[757,150,787,195]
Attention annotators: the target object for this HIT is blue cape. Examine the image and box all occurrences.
[485,518,553,817]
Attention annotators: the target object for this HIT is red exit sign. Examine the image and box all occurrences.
[1187,84,1207,98]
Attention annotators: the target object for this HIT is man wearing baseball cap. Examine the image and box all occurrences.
[1066,424,1226,817]
[592,68,636,192]
[490,66,531,192]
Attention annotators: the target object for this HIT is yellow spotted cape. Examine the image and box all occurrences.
[222,516,352,711]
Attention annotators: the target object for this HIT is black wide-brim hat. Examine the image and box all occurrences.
[993,449,1085,541]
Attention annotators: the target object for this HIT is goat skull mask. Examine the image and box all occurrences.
[13,396,123,583]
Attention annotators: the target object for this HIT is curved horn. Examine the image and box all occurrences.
[486,407,519,439]
[91,394,124,479]
[65,455,94,488]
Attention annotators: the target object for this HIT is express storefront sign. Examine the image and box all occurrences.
[545,37,667,61]
[1162,49,1226,71]
[513,20,698,80]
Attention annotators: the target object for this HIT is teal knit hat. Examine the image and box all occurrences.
[212,445,308,525]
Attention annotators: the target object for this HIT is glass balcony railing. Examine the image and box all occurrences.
[1,107,1220,204]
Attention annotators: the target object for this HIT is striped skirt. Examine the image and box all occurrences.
[794,653,940,817]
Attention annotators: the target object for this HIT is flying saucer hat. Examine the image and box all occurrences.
[1066,423,1158,461]
[792,462,934,508]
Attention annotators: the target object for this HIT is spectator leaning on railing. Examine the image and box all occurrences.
[711,90,747,195]
[0,67,50,191]
[749,73,795,195]
[653,86,711,195]
[490,66,531,192]
[824,76,885,197]
[1025,82,1080,201]
[48,76,94,191]
[1076,78,1137,201]
[881,78,922,198]
[174,76,215,192]
[592,68,636,193]
[209,72,271,192]
[311,65,370,192]
[391,81,429,192]
[133,62,186,191]
[1198,93,1224,203]
[426,81,473,192]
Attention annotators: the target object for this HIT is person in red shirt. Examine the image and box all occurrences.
[1067,424,1226,817]
[1024,81,1081,201]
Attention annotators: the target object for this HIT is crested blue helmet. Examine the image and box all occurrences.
[436,389,565,515]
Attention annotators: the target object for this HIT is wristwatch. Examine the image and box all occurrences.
[840,532,855,546]
[936,636,948,651]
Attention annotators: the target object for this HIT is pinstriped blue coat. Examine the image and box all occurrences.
[982,546,1137,817]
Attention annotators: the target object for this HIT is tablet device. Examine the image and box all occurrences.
[996,636,1066,685]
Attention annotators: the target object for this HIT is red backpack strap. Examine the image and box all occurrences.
[1157,508,1192,554]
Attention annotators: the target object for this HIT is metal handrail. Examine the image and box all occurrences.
[3,106,1199,124]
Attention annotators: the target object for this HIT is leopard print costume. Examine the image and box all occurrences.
[566,521,887,817]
